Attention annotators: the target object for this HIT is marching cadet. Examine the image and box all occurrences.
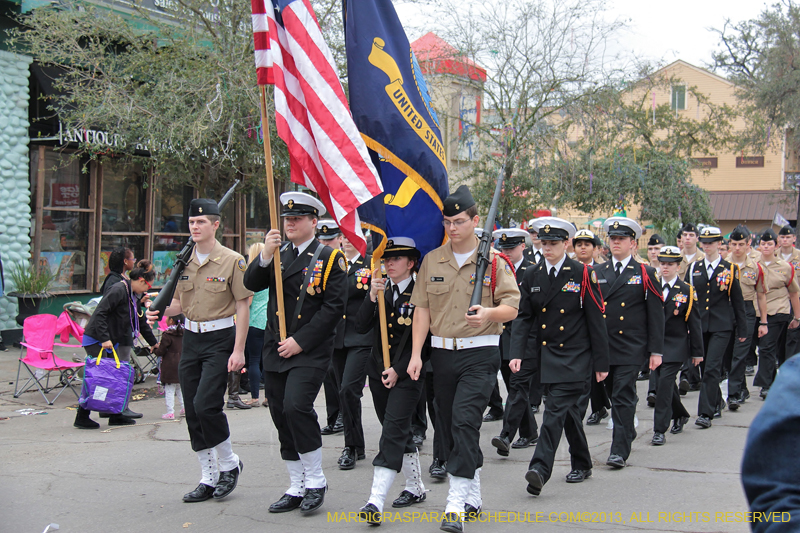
[509,218,608,496]
[316,219,344,437]
[525,223,544,264]
[333,235,373,470]
[407,186,520,533]
[571,229,612,425]
[719,240,730,261]
[594,217,664,468]
[777,225,800,359]
[685,226,747,429]
[753,229,800,399]
[244,192,347,514]
[678,223,705,278]
[647,234,666,270]
[145,199,253,503]
[651,246,703,445]
[355,238,429,525]
[489,228,540,456]
[727,226,768,409]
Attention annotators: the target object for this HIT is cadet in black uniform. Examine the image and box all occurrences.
[355,238,429,524]
[489,228,540,455]
[316,219,344,436]
[651,246,703,444]
[146,198,253,503]
[595,217,664,468]
[685,226,747,428]
[510,218,609,496]
[333,235,373,469]
[243,192,347,514]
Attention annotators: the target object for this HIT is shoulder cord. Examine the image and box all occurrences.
[580,263,605,312]
[323,248,341,290]
[641,263,664,301]
[685,283,694,321]
[490,252,515,297]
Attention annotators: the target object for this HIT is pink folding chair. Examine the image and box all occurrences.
[14,314,85,405]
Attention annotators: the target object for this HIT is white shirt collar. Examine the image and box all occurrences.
[544,254,567,275]
[295,237,316,254]
[514,257,524,271]
[662,276,677,289]
[390,276,413,295]
[612,255,632,271]
[347,252,361,265]
[705,256,721,271]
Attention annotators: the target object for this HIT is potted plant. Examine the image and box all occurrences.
[7,262,55,326]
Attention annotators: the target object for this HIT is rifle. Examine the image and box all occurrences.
[149,179,240,320]
[467,166,505,315]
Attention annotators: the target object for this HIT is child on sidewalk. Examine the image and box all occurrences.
[154,314,185,419]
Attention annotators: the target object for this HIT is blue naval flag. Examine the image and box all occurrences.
[344,0,449,260]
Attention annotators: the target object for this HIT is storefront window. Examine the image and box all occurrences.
[102,159,147,232]
[38,210,90,291]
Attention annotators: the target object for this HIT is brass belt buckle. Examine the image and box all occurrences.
[452,337,459,351]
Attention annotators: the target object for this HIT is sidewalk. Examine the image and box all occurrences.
[1,346,756,532]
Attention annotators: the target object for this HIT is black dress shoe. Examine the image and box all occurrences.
[213,460,243,499]
[637,370,650,381]
[491,435,511,456]
[688,383,702,391]
[512,435,538,448]
[320,424,336,435]
[413,433,424,448]
[745,365,755,376]
[300,487,327,513]
[392,489,426,508]
[268,493,304,513]
[108,414,136,426]
[586,407,608,425]
[122,407,143,419]
[183,483,215,503]
[358,502,381,525]
[525,468,544,496]
[670,416,689,434]
[695,415,712,429]
[464,503,482,522]
[429,458,447,479]
[440,512,463,532]
[332,414,344,433]
[679,378,690,394]
[651,432,666,446]
[646,392,657,407]
[606,454,626,469]
[713,408,722,419]
[482,411,503,422]
[728,397,740,411]
[760,388,769,400]
[565,469,592,483]
[338,447,358,470]
[740,389,751,402]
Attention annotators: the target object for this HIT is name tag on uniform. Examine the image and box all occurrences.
[598,278,608,284]
[531,287,541,292]
[180,276,189,280]
[627,276,642,285]
[430,276,444,282]
[692,271,702,276]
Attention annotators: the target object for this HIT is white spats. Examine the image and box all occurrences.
[299,448,327,489]
[465,467,482,509]
[402,451,425,497]
[444,474,472,515]
[214,437,240,472]
[285,460,305,497]
[367,466,397,512]
[196,448,219,487]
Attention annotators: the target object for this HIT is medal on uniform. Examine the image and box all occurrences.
[307,285,315,295]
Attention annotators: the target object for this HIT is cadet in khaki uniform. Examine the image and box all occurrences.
[407,186,519,533]
[727,226,768,409]
[147,198,253,503]
[678,223,705,279]
[778,225,800,360]
[753,229,800,398]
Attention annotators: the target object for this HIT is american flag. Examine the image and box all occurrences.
[250,0,383,255]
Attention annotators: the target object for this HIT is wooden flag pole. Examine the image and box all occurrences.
[259,85,287,341]
[372,257,392,370]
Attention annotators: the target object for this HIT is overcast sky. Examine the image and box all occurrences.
[397,0,770,71]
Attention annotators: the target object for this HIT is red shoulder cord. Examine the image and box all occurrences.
[788,261,795,288]
[581,264,605,312]
[490,252,516,296]
[641,263,664,301]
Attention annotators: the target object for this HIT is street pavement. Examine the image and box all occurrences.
[1,346,760,533]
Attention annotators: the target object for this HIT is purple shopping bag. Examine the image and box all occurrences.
[79,347,135,414]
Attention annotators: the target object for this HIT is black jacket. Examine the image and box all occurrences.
[243,241,347,372]
[500,255,536,361]
[595,259,665,365]
[334,254,373,349]
[84,280,157,347]
[511,256,609,383]
[684,258,747,338]
[354,278,430,381]
[100,271,125,296]
[662,279,704,364]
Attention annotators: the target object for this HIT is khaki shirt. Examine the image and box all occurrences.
[732,256,763,309]
[780,247,800,273]
[749,249,762,262]
[176,240,253,322]
[759,258,800,316]
[679,249,705,279]
[411,240,520,338]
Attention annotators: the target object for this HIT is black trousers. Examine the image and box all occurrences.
[487,363,511,416]
[370,374,425,472]
[729,304,757,398]
[529,381,591,484]
[322,362,340,427]
[578,371,611,420]
[698,330,734,418]
[431,346,499,479]
[754,314,791,389]
[530,369,543,407]
[605,364,639,460]
[332,346,370,449]
[421,362,446,461]
[179,328,235,452]
[786,321,800,361]
[265,366,327,460]
[653,362,690,433]
[501,356,539,440]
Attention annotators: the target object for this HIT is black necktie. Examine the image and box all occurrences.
[292,247,299,260]
[549,267,556,282]
[392,284,400,302]
[615,261,623,276]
